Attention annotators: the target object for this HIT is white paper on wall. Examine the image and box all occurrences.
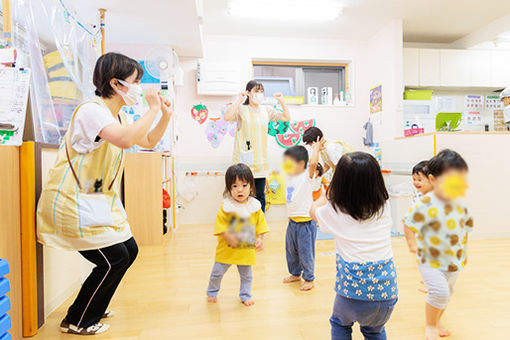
[0,68,30,146]
[434,96,456,113]
[485,95,503,110]
[464,95,484,110]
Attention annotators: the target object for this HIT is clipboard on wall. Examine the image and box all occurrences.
[0,67,30,146]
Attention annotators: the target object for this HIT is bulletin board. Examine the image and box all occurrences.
[0,68,30,146]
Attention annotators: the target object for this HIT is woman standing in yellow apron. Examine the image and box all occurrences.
[224,80,291,211]
[37,53,173,335]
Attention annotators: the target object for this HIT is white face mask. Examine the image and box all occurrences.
[252,92,264,105]
[116,79,142,106]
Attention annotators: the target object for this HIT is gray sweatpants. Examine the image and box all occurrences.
[419,265,459,310]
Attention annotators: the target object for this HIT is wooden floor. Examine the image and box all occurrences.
[34,221,510,340]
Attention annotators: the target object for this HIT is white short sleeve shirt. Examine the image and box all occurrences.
[286,171,314,218]
[316,202,394,263]
[70,102,119,154]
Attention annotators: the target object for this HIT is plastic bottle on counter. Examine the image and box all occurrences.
[333,94,340,106]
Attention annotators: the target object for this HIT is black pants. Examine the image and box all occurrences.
[254,178,266,212]
[65,237,138,328]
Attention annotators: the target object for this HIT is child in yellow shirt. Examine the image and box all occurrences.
[206,163,269,306]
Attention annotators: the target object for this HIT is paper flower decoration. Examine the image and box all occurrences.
[441,174,468,199]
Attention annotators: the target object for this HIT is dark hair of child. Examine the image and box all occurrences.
[427,149,468,177]
[316,163,324,177]
[412,160,429,176]
[223,163,256,198]
[243,80,264,105]
[327,152,389,221]
[302,127,324,145]
[93,52,144,98]
[284,145,309,169]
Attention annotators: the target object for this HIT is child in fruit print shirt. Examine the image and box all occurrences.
[404,149,473,340]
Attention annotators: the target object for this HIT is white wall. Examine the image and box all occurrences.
[175,20,404,224]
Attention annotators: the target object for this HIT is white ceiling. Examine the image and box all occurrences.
[203,0,510,43]
[68,0,203,57]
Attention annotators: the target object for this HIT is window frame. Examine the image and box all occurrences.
[252,60,350,93]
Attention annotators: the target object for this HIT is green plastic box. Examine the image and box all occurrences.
[404,90,434,100]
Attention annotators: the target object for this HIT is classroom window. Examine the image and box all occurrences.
[252,62,348,100]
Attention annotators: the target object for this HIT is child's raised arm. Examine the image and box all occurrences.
[309,137,326,179]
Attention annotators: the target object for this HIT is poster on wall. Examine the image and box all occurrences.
[485,95,503,110]
[0,68,30,146]
[435,96,456,113]
[369,84,382,124]
[465,111,483,125]
[464,95,483,110]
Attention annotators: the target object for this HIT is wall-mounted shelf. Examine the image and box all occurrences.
[287,104,355,108]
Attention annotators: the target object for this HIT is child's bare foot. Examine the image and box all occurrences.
[242,299,255,307]
[418,280,429,294]
[207,296,217,303]
[438,322,451,337]
[425,326,439,340]
[283,275,301,283]
[300,280,314,291]
[418,286,429,294]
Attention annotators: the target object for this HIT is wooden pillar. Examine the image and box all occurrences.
[20,142,38,336]
[0,146,22,339]
[2,0,12,46]
[99,8,106,55]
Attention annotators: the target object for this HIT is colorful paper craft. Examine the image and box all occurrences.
[191,104,208,124]
[268,121,289,136]
[289,119,316,134]
[221,103,237,136]
[275,132,302,149]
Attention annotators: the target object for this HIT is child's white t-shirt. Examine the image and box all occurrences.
[315,202,393,263]
[70,102,119,154]
[286,171,313,218]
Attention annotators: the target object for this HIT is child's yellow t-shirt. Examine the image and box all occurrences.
[214,197,269,266]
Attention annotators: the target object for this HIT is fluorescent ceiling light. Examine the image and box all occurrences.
[227,0,342,22]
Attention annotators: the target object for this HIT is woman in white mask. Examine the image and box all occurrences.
[37,52,172,335]
[500,87,510,130]
[225,80,290,211]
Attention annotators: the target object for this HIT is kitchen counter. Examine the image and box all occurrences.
[396,131,510,140]
[381,132,510,239]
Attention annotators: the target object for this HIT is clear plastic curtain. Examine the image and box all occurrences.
[12,0,100,144]
[42,0,100,99]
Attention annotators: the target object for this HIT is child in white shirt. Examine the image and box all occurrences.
[311,152,398,340]
[282,139,324,291]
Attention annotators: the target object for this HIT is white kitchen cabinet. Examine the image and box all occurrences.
[471,50,492,87]
[490,51,510,88]
[404,48,508,88]
[440,50,471,87]
[419,49,440,86]
[403,48,419,86]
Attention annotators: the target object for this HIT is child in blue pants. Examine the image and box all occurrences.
[312,152,398,340]
[282,140,322,291]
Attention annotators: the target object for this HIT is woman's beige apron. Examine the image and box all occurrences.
[37,100,132,251]
[233,105,270,178]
